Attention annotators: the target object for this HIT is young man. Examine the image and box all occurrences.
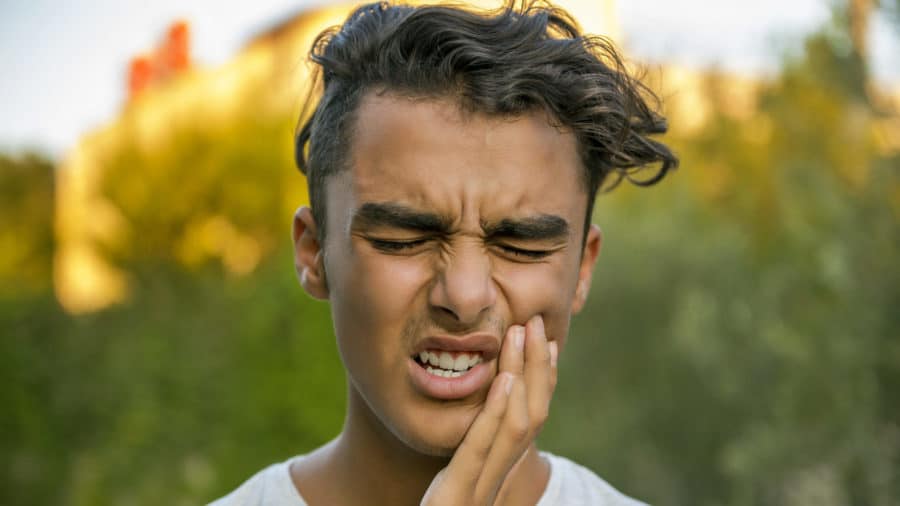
[212,1,676,504]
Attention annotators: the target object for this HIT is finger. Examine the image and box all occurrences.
[498,324,525,376]
[473,375,531,504]
[548,339,559,392]
[439,372,514,492]
[523,315,553,432]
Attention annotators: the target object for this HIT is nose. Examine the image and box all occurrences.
[429,242,497,327]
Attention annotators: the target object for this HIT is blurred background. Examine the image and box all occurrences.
[1,0,898,504]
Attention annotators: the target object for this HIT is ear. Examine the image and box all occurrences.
[570,224,602,315]
[292,206,329,300]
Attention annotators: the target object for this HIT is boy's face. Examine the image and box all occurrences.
[294,94,601,456]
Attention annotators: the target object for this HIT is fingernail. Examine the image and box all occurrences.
[504,374,514,395]
[532,315,545,336]
[514,326,525,351]
[549,341,558,367]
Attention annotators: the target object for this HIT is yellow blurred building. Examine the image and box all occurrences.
[55,3,354,313]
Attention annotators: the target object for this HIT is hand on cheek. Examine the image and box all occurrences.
[420,316,559,506]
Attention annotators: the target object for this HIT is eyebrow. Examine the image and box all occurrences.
[350,202,453,234]
[350,202,569,241]
[483,215,569,241]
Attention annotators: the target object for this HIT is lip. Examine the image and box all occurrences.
[407,357,494,400]
[411,333,501,361]
[407,333,500,400]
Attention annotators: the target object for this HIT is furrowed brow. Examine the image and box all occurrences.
[350,202,451,234]
[484,215,570,241]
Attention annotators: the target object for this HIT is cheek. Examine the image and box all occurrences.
[329,249,431,354]
[494,259,577,344]
[353,257,428,317]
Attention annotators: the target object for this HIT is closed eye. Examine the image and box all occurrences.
[368,238,430,253]
[368,237,553,259]
[498,245,552,259]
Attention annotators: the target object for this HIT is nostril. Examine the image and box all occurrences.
[428,259,497,324]
[437,306,457,319]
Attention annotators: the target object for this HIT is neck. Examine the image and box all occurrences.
[293,385,549,506]
[330,387,451,504]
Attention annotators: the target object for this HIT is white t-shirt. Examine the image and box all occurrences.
[209,451,647,506]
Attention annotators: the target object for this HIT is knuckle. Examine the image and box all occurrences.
[470,442,491,461]
[541,342,552,359]
[536,351,551,368]
[531,405,550,425]
[509,423,529,441]
[506,414,530,440]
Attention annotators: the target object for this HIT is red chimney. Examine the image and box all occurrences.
[126,20,192,101]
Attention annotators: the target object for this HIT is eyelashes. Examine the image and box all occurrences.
[366,238,553,260]
[368,238,429,251]
[499,245,553,259]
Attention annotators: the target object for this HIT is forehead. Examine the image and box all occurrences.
[334,93,587,229]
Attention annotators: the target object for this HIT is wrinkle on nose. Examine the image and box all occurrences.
[429,243,496,326]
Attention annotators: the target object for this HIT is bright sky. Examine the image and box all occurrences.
[1,0,898,158]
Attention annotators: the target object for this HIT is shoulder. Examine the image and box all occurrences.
[537,451,649,506]
[208,456,307,506]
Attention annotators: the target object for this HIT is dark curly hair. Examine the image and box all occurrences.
[296,0,677,243]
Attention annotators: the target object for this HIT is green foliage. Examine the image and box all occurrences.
[2,261,344,505]
[0,152,55,298]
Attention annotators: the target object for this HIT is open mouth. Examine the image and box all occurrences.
[413,350,484,378]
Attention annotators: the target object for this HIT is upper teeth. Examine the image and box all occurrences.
[418,350,482,372]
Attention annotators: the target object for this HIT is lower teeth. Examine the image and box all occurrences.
[425,365,467,378]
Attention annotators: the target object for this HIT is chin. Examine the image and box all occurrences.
[392,402,480,458]
[402,437,459,458]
